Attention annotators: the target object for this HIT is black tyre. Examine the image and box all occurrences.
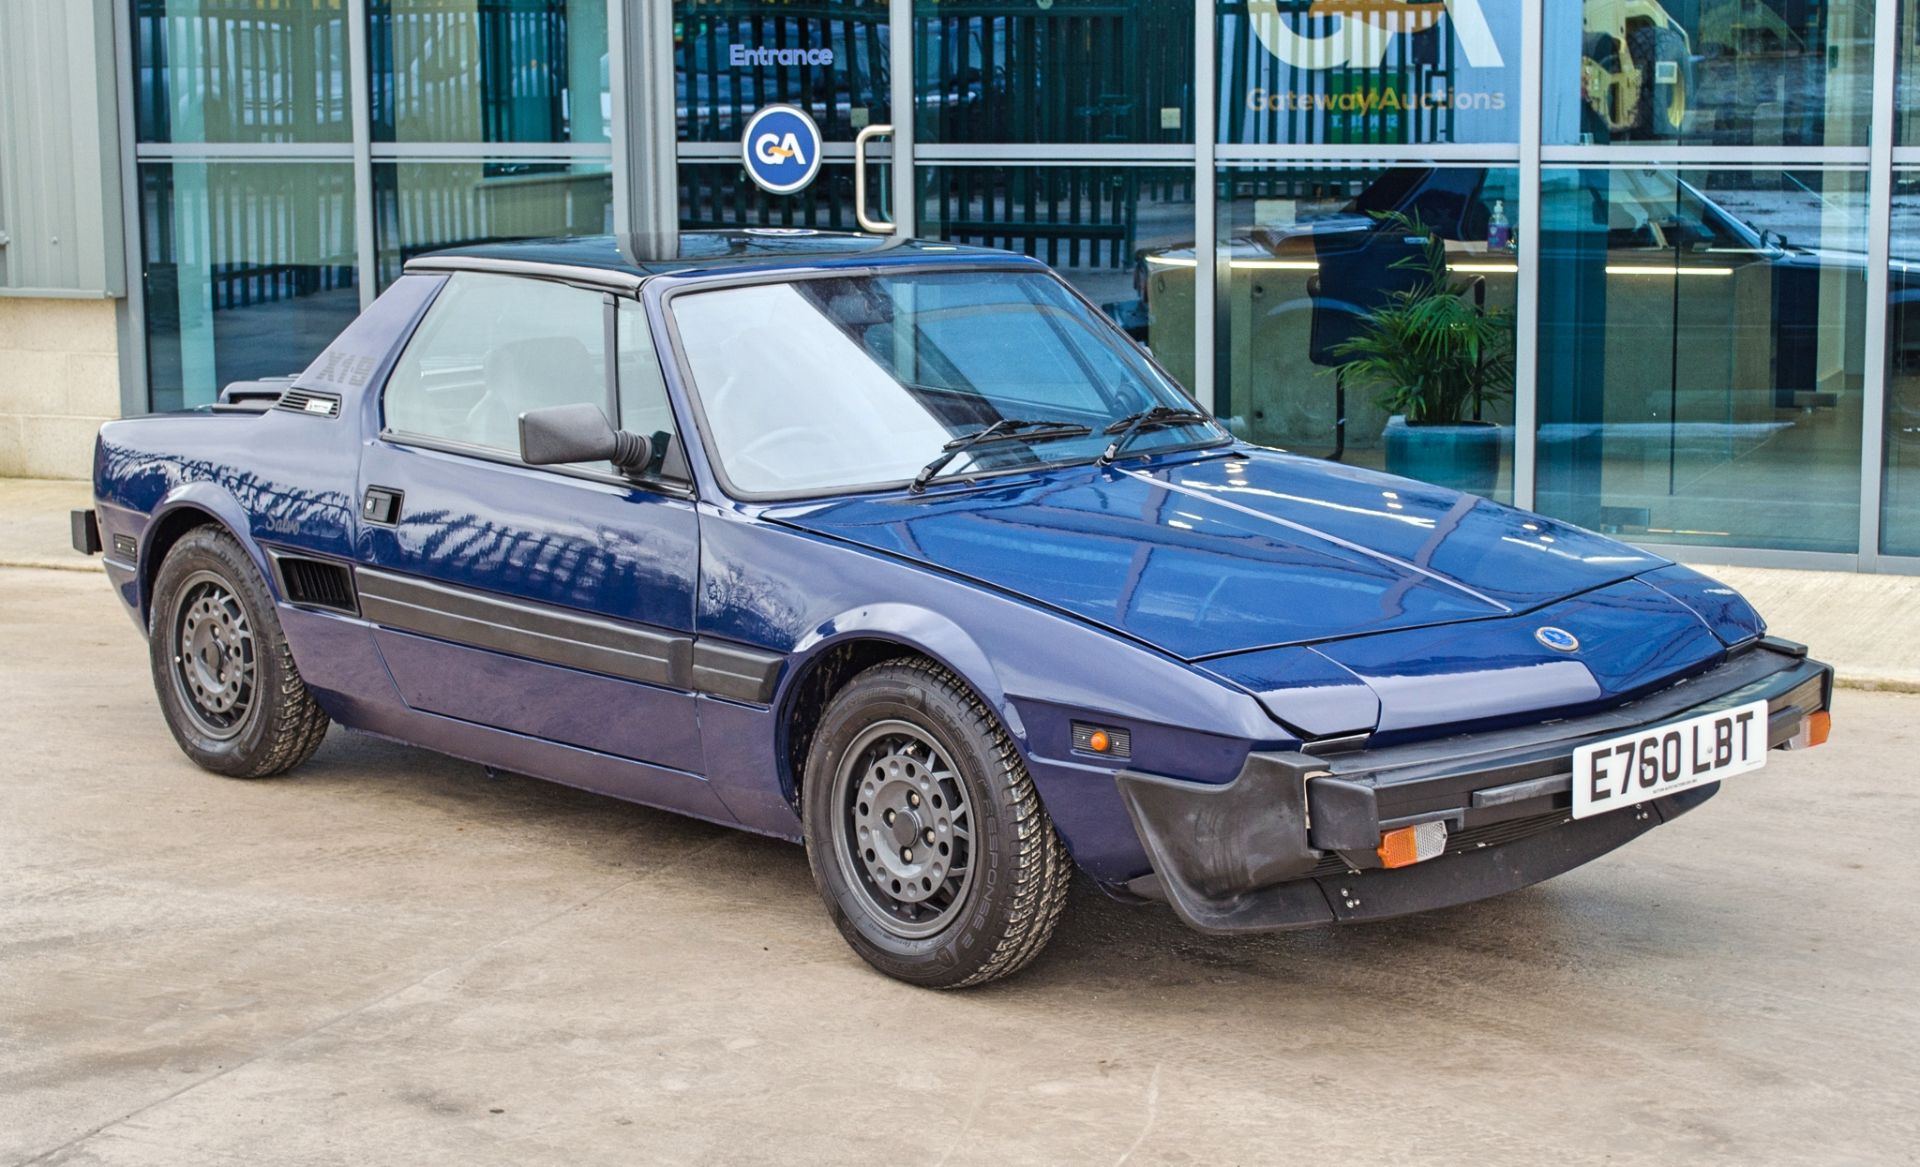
[1629,26,1691,138]
[148,525,330,778]
[801,658,1071,988]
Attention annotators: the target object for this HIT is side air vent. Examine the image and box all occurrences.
[274,554,357,613]
[275,388,342,418]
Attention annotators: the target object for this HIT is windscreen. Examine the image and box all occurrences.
[669,269,1220,495]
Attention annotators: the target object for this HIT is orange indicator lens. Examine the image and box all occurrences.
[1806,711,1831,748]
[1088,730,1110,753]
[1377,828,1421,869]
[1786,710,1832,750]
[1376,821,1448,869]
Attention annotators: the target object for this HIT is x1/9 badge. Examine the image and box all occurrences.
[741,104,823,195]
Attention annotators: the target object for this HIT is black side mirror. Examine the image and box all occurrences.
[519,403,652,475]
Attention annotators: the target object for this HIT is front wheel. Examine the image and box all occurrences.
[802,659,1071,987]
[148,526,330,777]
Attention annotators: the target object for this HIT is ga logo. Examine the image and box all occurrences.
[1250,0,1504,71]
[741,104,823,195]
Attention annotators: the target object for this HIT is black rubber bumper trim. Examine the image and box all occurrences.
[1312,784,1716,929]
[1306,646,1833,828]
[1127,784,1714,935]
[71,509,101,556]
[1116,753,1324,905]
[1116,644,1832,935]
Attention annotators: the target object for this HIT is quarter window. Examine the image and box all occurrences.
[617,301,686,480]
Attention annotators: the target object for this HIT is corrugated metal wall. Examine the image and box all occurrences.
[0,0,125,297]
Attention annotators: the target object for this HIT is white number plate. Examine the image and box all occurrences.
[1571,699,1769,819]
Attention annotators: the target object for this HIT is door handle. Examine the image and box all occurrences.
[854,123,895,235]
[362,486,404,526]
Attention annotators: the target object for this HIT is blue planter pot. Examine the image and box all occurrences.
[1382,417,1504,497]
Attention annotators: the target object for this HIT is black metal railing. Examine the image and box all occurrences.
[913,0,1192,144]
[133,0,352,142]
[368,0,577,142]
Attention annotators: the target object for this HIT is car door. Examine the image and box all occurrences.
[356,270,704,778]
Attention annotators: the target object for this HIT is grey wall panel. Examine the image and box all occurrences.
[0,0,124,297]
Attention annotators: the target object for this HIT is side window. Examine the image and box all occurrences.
[617,301,687,481]
[383,272,608,456]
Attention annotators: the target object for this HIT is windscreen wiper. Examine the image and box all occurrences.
[911,418,1093,493]
[1099,405,1215,464]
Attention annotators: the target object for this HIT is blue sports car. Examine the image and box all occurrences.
[74,231,1833,987]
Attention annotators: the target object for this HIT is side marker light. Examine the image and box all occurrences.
[1071,722,1132,759]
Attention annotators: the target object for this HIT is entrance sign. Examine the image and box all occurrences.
[728,44,834,68]
[741,105,824,196]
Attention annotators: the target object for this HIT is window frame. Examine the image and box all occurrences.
[377,271,695,498]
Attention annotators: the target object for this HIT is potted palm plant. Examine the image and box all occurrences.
[1329,211,1515,497]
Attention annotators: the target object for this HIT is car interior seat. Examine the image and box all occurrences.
[465,336,601,453]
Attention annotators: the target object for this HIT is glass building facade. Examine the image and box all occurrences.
[123,0,1920,569]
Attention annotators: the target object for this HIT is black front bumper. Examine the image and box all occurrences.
[1117,639,1832,934]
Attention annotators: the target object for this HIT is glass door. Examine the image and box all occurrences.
[673,0,894,233]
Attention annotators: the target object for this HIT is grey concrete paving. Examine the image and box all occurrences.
[0,480,98,574]
[3,566,1918,1166]
[1701,563,1920,692]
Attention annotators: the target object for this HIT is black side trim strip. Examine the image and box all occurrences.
[691,640,784,704]
[356,568,692,689]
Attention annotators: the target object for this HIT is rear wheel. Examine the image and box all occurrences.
[801,658,1070,987]
[149,526,330,777]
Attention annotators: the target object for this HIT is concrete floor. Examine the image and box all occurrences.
[3,565,1918,1166]
[0,480,103,574]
